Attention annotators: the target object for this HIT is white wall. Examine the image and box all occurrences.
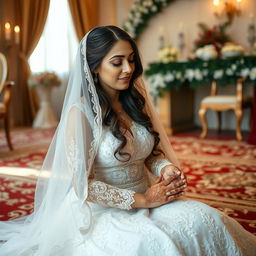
[103,0,256,131]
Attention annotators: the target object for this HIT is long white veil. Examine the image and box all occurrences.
[0,32,103,255]
[0,28,179,256]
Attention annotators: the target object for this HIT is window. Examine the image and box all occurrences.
[29,0,78,74]
[29,0,79,118]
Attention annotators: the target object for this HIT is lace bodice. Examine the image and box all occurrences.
[87,122,172,210]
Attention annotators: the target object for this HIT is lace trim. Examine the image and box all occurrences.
[88,181,136,210]
[80,38,102,175]
[147,157,172,176]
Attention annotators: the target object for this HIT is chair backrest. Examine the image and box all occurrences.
[210,79,243,102]
[0,52,8,94]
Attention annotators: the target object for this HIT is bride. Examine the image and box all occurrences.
[0,25,255,256]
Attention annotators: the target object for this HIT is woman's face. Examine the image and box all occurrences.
[96,40,135,99]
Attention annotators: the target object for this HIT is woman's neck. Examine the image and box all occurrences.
[112,100,122,111]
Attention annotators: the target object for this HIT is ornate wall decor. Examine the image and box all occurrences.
[123,0,175,40]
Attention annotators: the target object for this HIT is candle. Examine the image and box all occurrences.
[5,22,11,41]
[158,26,165,49]
[14,25,20,44]
[178,22,184,33]
[159,26,164,37]
[236,0,242,11]
[250,13,255,24]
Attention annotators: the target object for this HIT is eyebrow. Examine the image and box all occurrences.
[109,52,134,60]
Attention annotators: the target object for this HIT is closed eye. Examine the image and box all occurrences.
[112,62,122,67]
[110,52,135,67]
[111,60,134,67]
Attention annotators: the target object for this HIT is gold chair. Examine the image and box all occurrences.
[0,52,14,150]
[198,79,252,141]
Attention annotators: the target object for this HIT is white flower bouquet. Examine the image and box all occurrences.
[123,0,171,39]
[195,45,218,61]
[28,72,61,88]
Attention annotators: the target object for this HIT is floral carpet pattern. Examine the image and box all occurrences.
[171,137,256,234]
[0,129,255,234]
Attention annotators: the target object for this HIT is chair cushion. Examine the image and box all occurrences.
[0,102,6,113]
[202,96,237,105]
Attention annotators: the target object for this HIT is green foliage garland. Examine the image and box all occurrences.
[123,0,175,40]
[145,56,256,98]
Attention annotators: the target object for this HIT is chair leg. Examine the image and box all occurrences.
[199,107,207,138]
[216,111,221,134]
[235,109,243,141]
[4,117,13,150]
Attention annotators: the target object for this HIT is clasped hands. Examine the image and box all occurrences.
[145,165,187,208]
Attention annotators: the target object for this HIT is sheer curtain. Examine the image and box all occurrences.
[29,0,78,119]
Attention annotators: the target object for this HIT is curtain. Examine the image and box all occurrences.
[29,0,79,120]
[13,0,50,126]
[68,0,98,41]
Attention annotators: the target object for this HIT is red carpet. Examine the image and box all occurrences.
[170,136,256,234]
[0,128,255,234]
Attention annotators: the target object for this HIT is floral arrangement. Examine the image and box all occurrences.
[123,0,174,39]
[28,72,61,88]
[195,45,218,61]
[158,45,179,63]
[221,43,245,58]
[194,23,231,52]
[145,56,256,99]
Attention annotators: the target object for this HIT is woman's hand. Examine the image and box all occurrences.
[144,173,186,208]
[161,164,186,181]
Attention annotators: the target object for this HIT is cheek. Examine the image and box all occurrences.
[100,65,120,83]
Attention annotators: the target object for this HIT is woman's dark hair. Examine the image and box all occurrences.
[86,25,162,161]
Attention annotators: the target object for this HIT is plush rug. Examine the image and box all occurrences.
[171,136,256,235]
[0,128,255,234]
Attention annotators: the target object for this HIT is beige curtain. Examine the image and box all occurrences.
[68,0,98,41]
[14,0,50,126]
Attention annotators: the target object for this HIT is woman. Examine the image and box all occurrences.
[0,26,255,256]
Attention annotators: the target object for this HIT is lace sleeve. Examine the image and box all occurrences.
[87,180,136,210]
[145,154,173,177]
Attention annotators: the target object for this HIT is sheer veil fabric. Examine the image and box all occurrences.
[0,31,178,255]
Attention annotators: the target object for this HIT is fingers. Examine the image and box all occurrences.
[165,183,187,196]
[165,165,181,175]
[161,173,180,186]
[166,191,185,203]
[162,165,186,182]
[165,178,187,190]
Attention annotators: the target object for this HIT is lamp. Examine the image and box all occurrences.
[213,0,243,24]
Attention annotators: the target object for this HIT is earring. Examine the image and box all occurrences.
[94,73,98,83]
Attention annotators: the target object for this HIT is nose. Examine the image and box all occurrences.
[122,60,132,73]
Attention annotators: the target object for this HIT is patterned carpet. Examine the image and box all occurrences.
[0,128,255,234]
[171,136,256,234]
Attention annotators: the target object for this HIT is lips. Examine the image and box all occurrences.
[118,76,131,82]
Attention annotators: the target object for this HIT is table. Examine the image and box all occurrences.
[33,86,58,129]
[145,56,256,139]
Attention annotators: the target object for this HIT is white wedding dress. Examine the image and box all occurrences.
[69,121,256,256]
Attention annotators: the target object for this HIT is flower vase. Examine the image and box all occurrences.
[33,85,58,129]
